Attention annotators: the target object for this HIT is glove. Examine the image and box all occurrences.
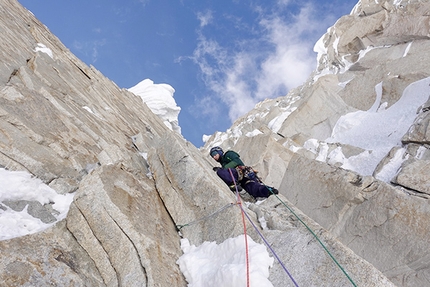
[212,166,221,172]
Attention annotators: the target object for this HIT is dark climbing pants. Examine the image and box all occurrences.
[216,168,270,198]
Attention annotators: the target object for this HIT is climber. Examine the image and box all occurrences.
[209,146,278,199]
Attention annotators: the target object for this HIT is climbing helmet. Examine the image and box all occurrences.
[210,146,223,158]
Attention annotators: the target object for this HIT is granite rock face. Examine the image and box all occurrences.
[0,0,428,286]
[204,1,430,286]
[281,155,430,287]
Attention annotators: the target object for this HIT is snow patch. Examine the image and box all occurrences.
[375,148,407,182]
[268,107,297,133]
[246,129,263,137]
[303,138,319,154]
[0,168,74,241]
[326,76,430,177]
[403,42,412,57]
[129,79,181,134]
[416,146,427,159]
[316,142,329,162]
[34,43,53,59]
[177,235,274,287]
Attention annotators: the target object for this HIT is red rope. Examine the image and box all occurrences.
[229,168,250,287]
[241,203,250,287]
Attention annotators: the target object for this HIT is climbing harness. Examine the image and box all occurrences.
[236,165,259,182]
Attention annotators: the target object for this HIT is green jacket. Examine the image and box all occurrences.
[220,150,244,169]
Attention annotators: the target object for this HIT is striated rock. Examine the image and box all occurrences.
[147,132,248,245]
[0,221,107,286]
[318,0,430,112]
[395,159,430,195]
[281,155,430,287]
[67,163,185,286]
[257,196,396,287]
[277,74,355,140]
[1,0,430,286]
[402,100,430,144]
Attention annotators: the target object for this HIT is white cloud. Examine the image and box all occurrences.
[191,95,221,120]
[255,4,318,99]
[197,10,213,27]
[190,2,326,122]
[277,0,292,7]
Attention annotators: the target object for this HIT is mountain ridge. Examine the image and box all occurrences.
[0,0,429,286]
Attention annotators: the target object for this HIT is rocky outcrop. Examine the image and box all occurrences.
[0,0,187,284]
[203,1,430,286]
[1,0,429,286]
[396,98,430,195]
[281,154,430,287]
[254,196,396,287]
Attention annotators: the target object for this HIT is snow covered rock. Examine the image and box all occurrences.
[128,79,182,134]
[0,0,429,286]
[395,159,430,195]
[202,1,430,286]
[0,0,186,285]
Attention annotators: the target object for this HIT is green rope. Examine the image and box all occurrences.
[176,203,235,231]
[269,190,357,287]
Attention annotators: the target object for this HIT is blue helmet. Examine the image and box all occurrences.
[210,146,223,158]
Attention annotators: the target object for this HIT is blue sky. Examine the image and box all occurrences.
[18,0,358,147]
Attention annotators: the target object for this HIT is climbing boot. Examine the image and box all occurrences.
[229,184,242,192]
[267,186,278,195]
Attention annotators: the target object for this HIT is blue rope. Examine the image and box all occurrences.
[237,202,300,287]
[228,168,299,287]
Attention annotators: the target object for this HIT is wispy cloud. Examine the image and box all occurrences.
[197,10,213,28]
[137,0,150,7]
[276,0,292,7]
[190,2,329,122]
[73,39,106,63]
[255,4,319,100]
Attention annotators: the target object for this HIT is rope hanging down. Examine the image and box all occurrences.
[267,190,357,287]
[239,197,300,286]
[175,168,355,286]
[176,203,235,231]
[231,169,300,287]
[229,168,251,287]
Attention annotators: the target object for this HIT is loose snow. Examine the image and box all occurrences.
[177,235,274,287]
[0,168,74,241]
